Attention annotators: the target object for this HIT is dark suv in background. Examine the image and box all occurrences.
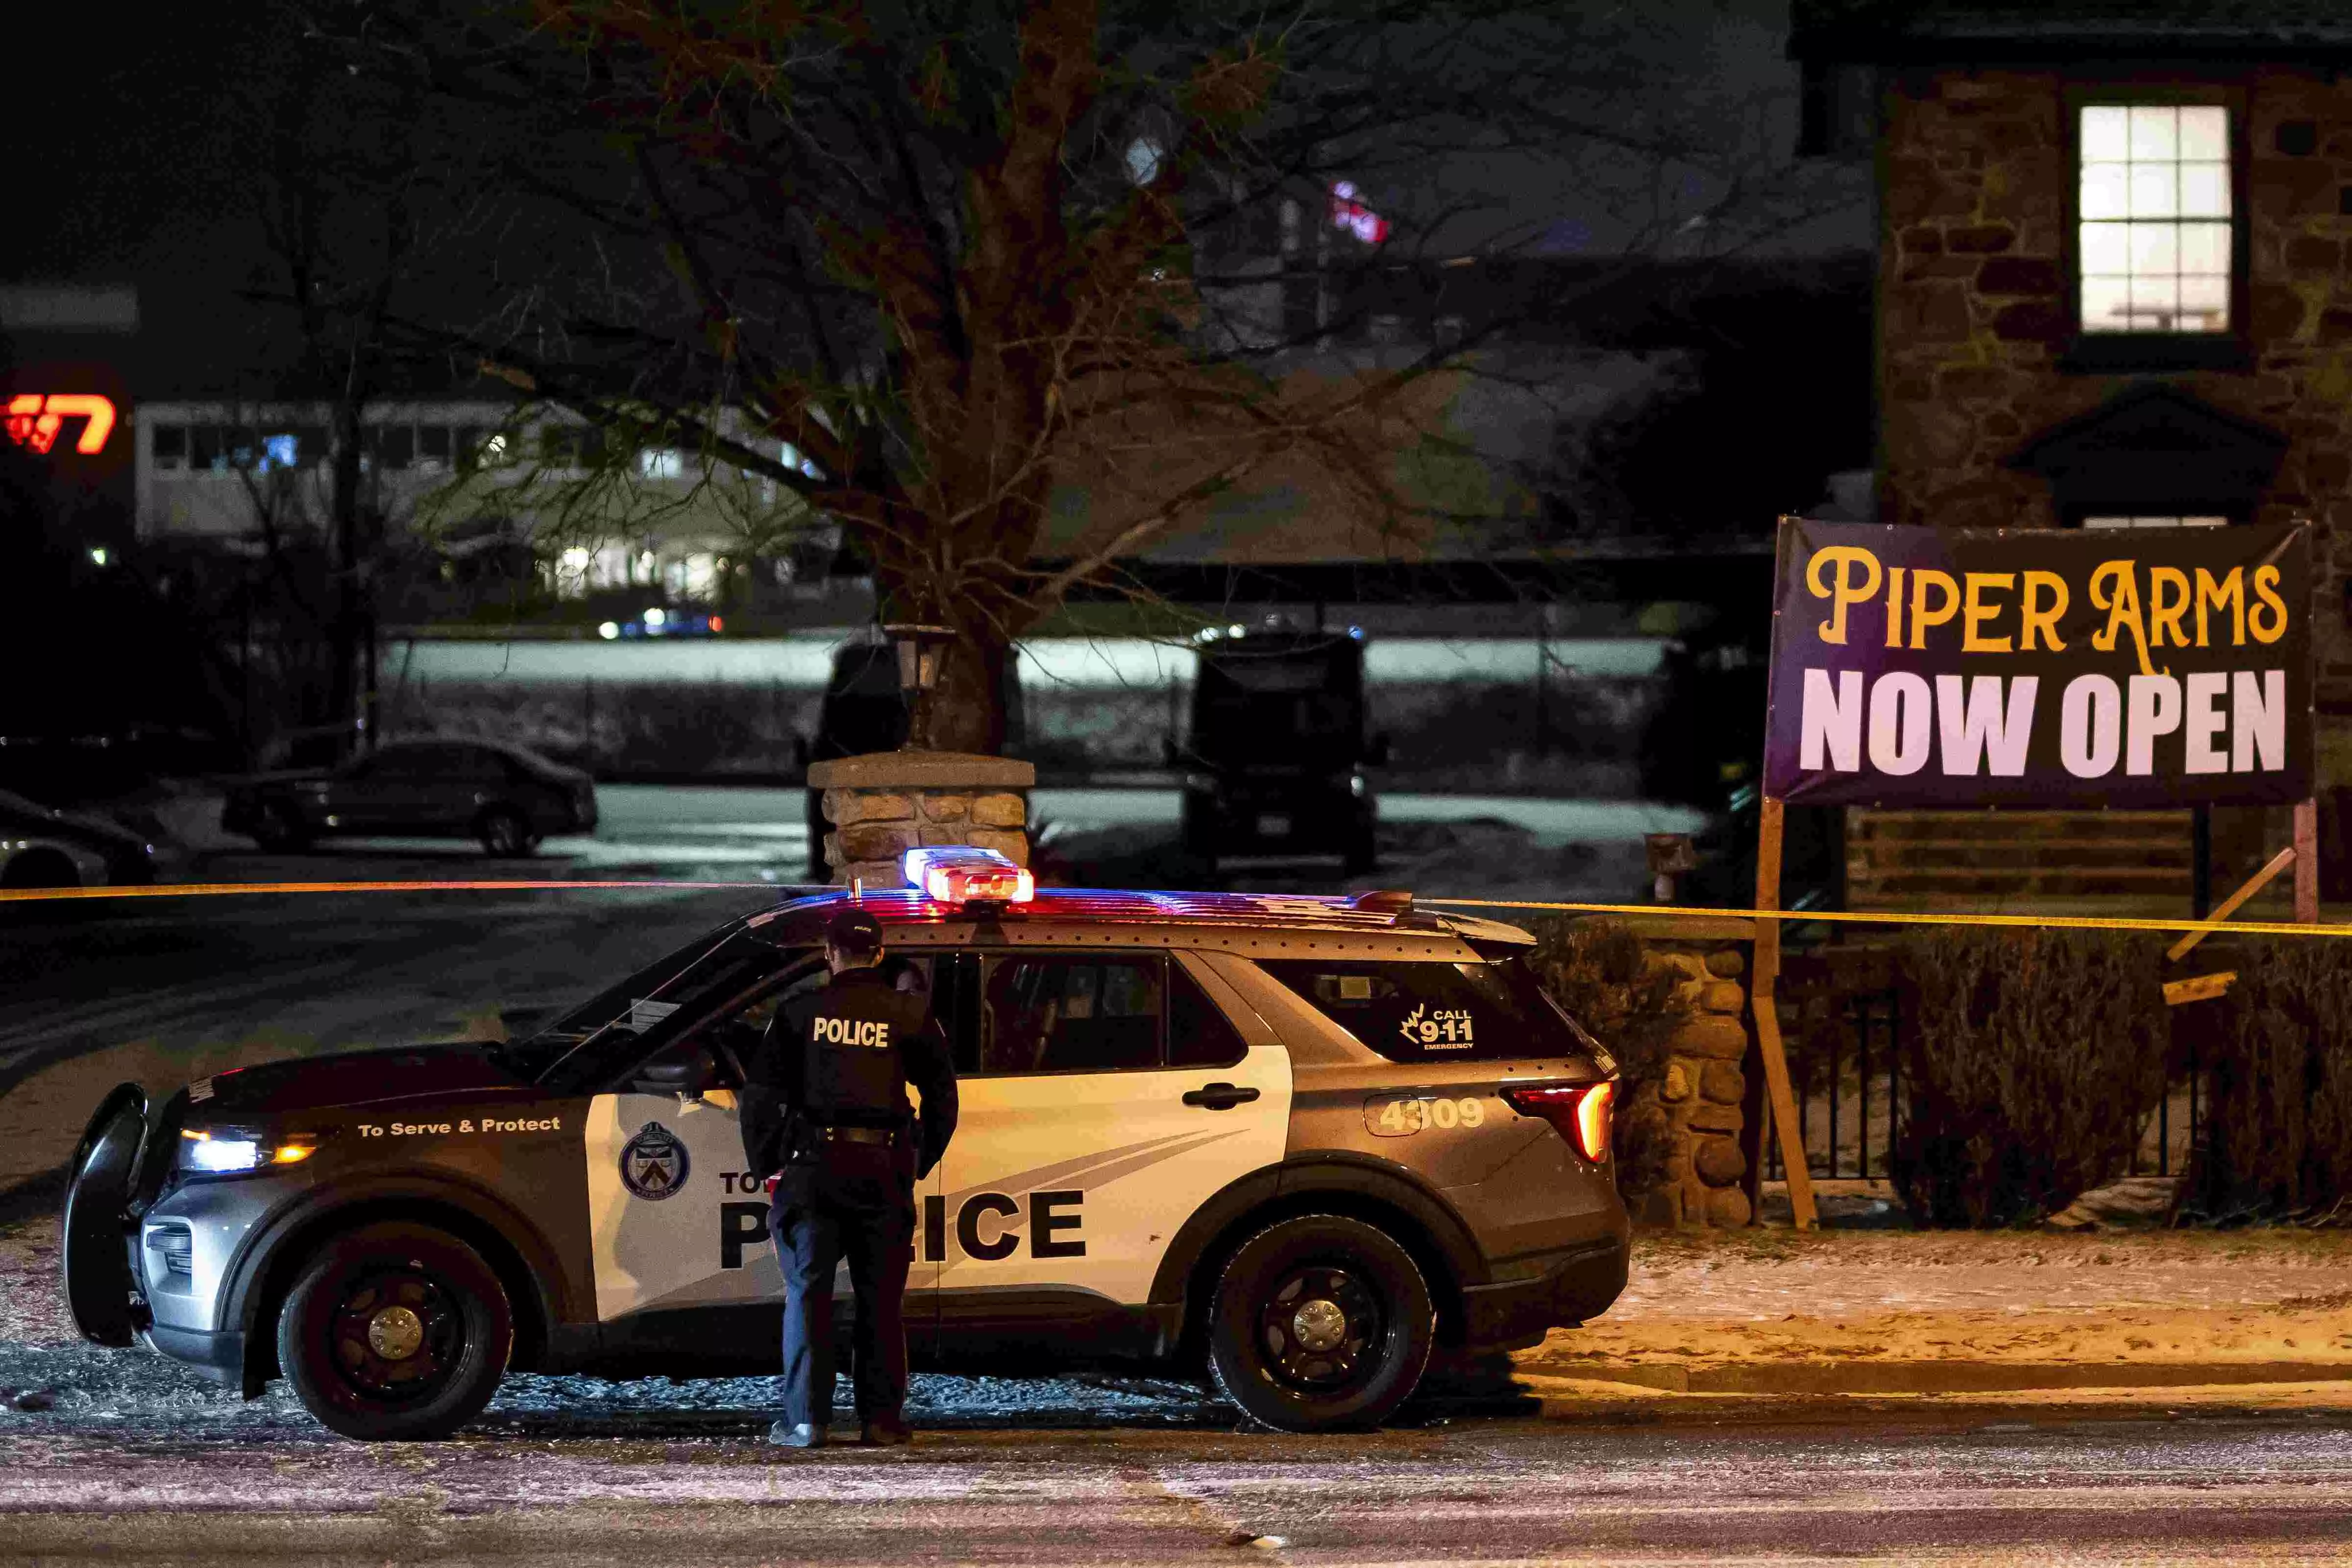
[222,738,597,857]
[1173,631,1386,877]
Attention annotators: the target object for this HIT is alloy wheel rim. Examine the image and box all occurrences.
[326,1265,464,1402]
[1257,1265,1384,1393]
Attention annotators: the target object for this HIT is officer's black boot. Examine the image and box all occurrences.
[860,1418,911,1447]
[768,1420,827,1448]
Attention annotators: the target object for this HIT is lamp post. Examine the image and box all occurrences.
[882,622,956,749]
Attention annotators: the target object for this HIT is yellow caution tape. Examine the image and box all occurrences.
[1419,896,2349,941]
[0,878,774,903]
[1,879,2336,943]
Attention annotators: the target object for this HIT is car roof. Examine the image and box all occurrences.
[746,885,1533,946]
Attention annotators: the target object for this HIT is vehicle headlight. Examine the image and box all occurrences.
[178,1128,316,1175]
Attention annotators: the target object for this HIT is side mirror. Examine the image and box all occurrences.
[630,1053,707,1094]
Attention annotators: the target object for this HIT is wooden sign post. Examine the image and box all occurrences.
[1752,797,1818,1231]
[2296,796,2320,925]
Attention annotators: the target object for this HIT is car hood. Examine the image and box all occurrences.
[185,1043,534,1117]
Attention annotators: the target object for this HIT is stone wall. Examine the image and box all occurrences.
[1878,64,2352,709]
[806,751,1034,888]
[1610,915,1756,1229]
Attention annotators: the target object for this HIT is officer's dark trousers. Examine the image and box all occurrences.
[767,1150,913,1429]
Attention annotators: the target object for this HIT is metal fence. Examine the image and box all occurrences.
[1761,984,2206,1185]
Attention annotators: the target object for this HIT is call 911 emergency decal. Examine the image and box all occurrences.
[1399,1002,1474,1050]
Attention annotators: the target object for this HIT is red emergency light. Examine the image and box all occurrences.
[902,845,1034,906]
[3,393,116,456]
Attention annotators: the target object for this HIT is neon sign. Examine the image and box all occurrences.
[1328,182,1391,246]
[3,393,117,456]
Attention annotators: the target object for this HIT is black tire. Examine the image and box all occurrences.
[1205,1213,1435,1433]
[1,847,79,889]
[475,806,536,858]
[276,1222,513,1442]
[251,799,310,853]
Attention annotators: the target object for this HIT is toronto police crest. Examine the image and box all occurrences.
[619,1121,689,1201]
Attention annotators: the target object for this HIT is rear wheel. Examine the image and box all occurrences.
[475,807,537,858]
[251,800,310,852]
[276,1222,512,1441]
[1,847,78,889]
[1206,1213,1435,1432]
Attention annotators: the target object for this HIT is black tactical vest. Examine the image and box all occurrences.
[796,970,923,1126]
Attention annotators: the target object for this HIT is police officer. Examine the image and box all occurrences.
[743,907,957,1448]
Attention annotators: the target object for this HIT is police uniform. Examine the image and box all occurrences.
[741,912,956,1446]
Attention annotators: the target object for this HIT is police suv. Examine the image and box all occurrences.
[62,848,1629,1440]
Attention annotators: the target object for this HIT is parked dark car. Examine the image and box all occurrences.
[1172,631,1386,876]
[0,787,158,889]
[795,640,1026,878]
[221,739,597,857]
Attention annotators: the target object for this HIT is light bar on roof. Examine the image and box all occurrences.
[902,844,1034,905]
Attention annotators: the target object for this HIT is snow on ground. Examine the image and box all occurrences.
[0,1215,1223,1442]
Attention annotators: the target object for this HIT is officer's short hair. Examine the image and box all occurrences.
[825,907,884,963]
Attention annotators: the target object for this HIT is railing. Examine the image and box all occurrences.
[1764,988,1900,1182]
[1761,982,2205,1186]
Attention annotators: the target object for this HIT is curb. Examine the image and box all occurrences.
[1527,1360,2352,1396]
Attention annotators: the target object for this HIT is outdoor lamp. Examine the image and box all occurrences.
[1645,832,1698,903]
[882,623,956,694]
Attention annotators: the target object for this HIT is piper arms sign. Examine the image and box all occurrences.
[1762,519,2311,809]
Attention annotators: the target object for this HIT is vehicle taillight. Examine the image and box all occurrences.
[1501,1081,1615,1162]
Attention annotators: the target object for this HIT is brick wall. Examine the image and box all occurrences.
[1878,65,2352,712]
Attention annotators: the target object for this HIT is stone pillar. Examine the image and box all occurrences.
[1610,915,1757,1230]
[806,751,1036,889]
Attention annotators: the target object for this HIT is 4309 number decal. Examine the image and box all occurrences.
[1365,1094,1487,1137]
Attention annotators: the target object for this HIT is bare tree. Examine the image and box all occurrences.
[219,2,493,759]
[336,0,1853,752]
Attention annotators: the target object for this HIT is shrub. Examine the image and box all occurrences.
[1526,918,1690,1206]
[1892,928,2167,1228]
[2187,942,2352,1223]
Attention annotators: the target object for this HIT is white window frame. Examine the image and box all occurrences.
[2077,103,2234,336]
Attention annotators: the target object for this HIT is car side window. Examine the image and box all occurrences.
[669,961,831,1089]
[1168,959,1248,1068]
[1255,956,1593,1063]
[371,746,447,779]
[974,953,1165,1075]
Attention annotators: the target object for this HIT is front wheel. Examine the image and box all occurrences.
[251,800,311,853]
[475,807,537,858]
[277,1222,512,1441]
[1206,1213,1434,1432]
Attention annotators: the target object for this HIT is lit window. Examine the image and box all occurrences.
[639,448,684,480]
[2079,105,2231,334]
[554,547,591,596]
[2081,516,2230,529]
[683,553,718,600]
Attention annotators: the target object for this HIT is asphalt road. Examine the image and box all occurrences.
[2,1409,2350,1564]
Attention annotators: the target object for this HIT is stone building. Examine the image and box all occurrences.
[1790,1,2352,909]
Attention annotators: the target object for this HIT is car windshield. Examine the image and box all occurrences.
[497,924,770,1083]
